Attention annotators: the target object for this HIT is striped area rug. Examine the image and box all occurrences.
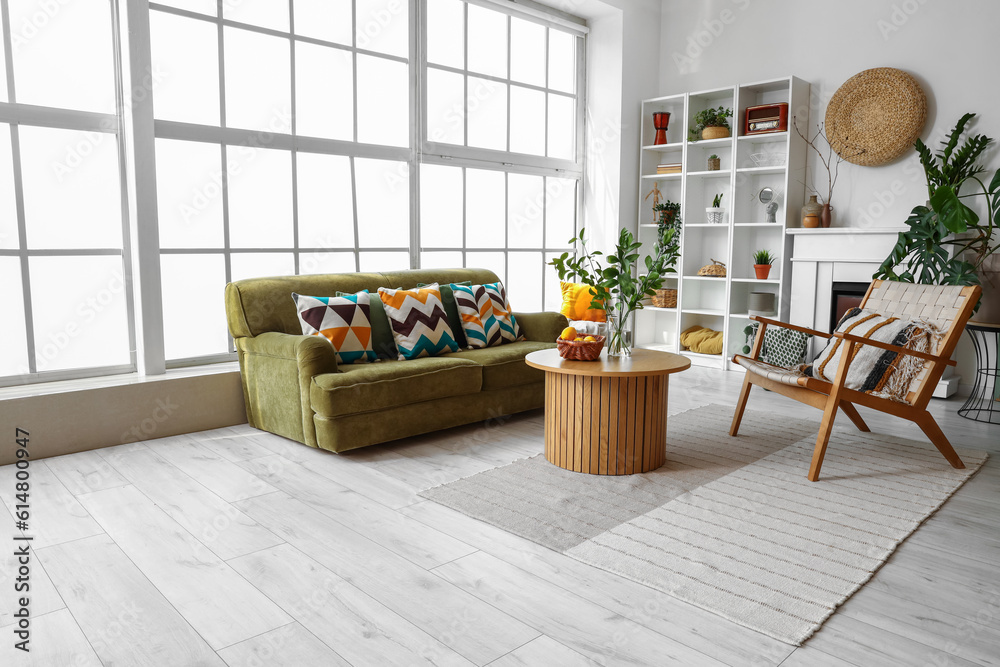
[419,405,987,645]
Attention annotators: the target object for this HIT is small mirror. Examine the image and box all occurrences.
[759,187,779,223]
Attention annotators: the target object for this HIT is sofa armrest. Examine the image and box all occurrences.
[513,311,569,343]
[235,332,337,447]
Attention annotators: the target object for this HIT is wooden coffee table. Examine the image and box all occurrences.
[525,348,691,475]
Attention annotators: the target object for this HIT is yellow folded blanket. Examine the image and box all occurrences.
[680,325,723,355]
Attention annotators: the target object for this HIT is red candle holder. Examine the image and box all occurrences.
[653,111,671,145]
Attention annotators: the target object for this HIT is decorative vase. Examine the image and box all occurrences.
[753,264,772,280]
[701,126,730,140]
[748,291,776,317]
[706,207,725,225]
[802,194,822,227]
[707,157,721,171]
[606,309,632,357]
[821,203,833,228]
[653,112,671,145]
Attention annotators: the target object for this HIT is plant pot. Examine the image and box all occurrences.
[707,157,721,171]
[975,265,1000,324]
[706,207,725,225]
[753,264,772,280]
[701,126,730,140]
[658,209,677,226]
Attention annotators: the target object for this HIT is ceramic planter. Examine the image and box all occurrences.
[706,207,725,225]
[753,264,772,280]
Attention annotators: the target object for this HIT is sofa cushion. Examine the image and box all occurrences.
[310,357,482,418]
[443,341,555,390]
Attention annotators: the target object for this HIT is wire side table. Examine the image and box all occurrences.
[958,321,1000,424]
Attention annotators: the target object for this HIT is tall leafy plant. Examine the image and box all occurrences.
[876,113,1000,286]
[550,227,675,354]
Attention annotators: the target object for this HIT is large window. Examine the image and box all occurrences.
[0,0,135,383]
[1,0,585,383]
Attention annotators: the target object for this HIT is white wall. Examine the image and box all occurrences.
[658,0,1000,230]
[658,0,1000,389]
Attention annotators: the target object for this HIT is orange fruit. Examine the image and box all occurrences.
[560,326,578,341]
[583,336,596,342]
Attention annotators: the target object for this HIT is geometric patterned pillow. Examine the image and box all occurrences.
[482,281,524,343]
[452,283,505,349]
[291,292,377,365]
[377,284,460,360]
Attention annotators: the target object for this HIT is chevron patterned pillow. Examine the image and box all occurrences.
[483,281,524,343]
[291,292,377,365]
[452,283,505,349]
[377,284,461,360]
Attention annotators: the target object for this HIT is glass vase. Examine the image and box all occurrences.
[606,309,632,358]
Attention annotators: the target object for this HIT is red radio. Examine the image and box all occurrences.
[744,103,789,135]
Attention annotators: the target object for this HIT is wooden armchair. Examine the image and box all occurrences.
[729,280,981,481]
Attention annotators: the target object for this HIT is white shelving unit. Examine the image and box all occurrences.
[633,76,810,369]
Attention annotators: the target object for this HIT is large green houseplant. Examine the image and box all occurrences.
[551,225,680,356]
[875,113,999,318]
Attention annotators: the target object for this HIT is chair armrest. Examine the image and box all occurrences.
[513,311,569,342]
[833,331,956,366]
[751,315,831,338]
[234,332,337,447]
[237,331,339,374]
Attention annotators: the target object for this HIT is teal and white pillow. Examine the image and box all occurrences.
[377,284,460,360]
[483,281,523,343]
[291,292,377,365]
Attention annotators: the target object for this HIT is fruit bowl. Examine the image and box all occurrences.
[556,335,605,361]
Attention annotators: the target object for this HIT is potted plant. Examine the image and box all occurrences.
[653,199,680,226]
[706,193,725,225]
[875,113,999,320]
[689,106,733,141]
[753,249,774,279]
[551,227,677,357]
[707,154,721,171]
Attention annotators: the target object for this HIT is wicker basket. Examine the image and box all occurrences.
[652,289,677,308]
[697,259,727,277]
[556,335,605,361]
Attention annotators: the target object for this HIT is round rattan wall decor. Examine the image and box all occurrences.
[824,67,927,167]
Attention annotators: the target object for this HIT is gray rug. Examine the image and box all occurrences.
[419,405,988,645]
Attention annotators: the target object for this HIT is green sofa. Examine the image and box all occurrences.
[225,268,568,453]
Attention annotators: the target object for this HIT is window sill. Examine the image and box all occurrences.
[0,362,240,401]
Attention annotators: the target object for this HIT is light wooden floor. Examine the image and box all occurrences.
[2,366,999,666]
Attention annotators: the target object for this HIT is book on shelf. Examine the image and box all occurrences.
[656,162,682,174]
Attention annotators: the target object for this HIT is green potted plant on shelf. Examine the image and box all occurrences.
[653,199,680,226]
[706,193,725,225]
[874,113,999,320]
[707,154,721,171]
[550,227,677,357]
[689,106,733,141]
[753,249,774,279]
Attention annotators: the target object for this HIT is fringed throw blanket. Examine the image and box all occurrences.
[802,307,943,403]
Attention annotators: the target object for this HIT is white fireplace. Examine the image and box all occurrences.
[788,227,960,398]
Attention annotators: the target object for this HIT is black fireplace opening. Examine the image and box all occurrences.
[830,282,870,332]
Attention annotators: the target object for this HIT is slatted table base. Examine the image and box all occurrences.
[543,372,669,475]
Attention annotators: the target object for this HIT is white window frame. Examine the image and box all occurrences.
[0,0,139,387]
[0,0,587,384]
[416,0,588,310]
